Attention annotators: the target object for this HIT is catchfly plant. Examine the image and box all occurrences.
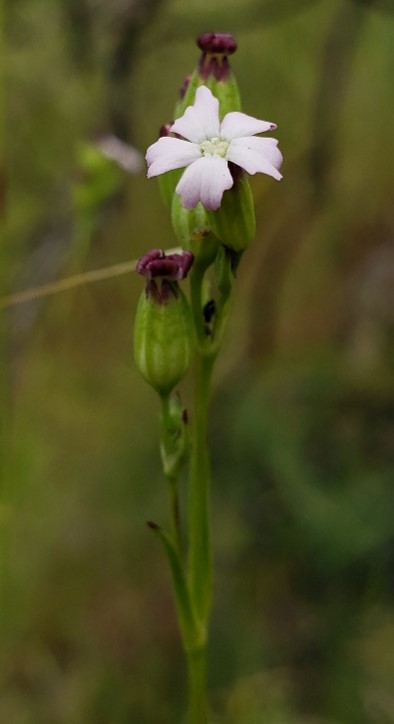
[133,33,283,723]
[146,85,282,210]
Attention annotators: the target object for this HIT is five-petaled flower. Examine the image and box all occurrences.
[146,85,283,211]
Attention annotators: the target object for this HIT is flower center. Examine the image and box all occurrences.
[200,137,229,158]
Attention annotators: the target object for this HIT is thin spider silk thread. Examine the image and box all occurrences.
[0,249,181,310]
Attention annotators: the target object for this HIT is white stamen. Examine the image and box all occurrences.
[200,137,229,158]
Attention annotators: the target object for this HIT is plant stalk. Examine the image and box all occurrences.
[188,351,214,623]
[187,646,207,724]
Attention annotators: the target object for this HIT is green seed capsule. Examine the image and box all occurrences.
[208,173,256,253]
[134,281,194,396]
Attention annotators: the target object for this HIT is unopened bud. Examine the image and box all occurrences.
[175,32,241,119]
[134,250,194,395]
[208,168,255,253]
[197,33,237,81]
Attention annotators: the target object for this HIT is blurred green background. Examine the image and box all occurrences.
[3,0,394,722]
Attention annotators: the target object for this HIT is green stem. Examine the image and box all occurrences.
[188,263,215,624]
[189,262,208,348]
[188,352,214,622]
[168,475,182,555]
[159,394,183,554]
[187,646,207,724]
[148,523,201,653]
[184,253,234,722]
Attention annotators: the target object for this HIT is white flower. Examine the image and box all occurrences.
[146,86,283,211]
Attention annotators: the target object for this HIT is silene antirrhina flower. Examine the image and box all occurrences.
[146,85,282,211]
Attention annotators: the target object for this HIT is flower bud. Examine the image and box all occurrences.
[197,33,241,117]
[208,168,256,253]
[134,250,194,395]
[175,32,241,119]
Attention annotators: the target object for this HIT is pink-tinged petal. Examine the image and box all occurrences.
[220,111,277,140]
[176,156,233,210]
[227,136,283,180]
[171,86,220,143]
[231,136,283,169]
[146,137,200,177]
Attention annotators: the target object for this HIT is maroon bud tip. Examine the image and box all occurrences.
[136,249,163,276]
[196,33,237,81]
[136,249,194,281]
[197,33,237,55]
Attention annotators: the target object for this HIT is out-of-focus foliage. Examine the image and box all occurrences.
[2,0,394,722]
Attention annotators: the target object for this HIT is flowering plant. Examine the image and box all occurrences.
[146,85,282,210]
[133,33,282,723]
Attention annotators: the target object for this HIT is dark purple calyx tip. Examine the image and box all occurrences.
[196,33,237,82]
[136,249,194,281]
[197,33,237,55]
[136,249,194,304]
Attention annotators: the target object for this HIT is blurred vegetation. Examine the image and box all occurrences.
[2,0,394,722]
